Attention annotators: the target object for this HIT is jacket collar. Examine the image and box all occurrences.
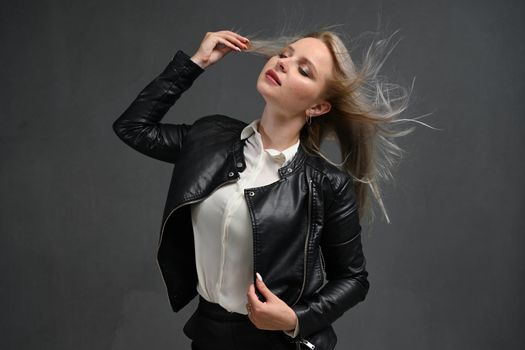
[231,119,307,179]
[240,119,300,167]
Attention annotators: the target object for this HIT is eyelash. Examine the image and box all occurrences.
[278,53,310,77]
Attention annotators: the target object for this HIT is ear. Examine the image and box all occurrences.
[307,100,331,118]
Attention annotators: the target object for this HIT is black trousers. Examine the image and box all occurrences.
[183,295,297,350]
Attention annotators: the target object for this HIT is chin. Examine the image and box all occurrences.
[256,78,278,101]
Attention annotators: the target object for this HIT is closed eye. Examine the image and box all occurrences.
[278,53,310,77]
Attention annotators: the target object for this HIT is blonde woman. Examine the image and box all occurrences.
[113,28,420,350]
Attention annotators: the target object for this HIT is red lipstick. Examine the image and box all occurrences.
[265,69,281,85]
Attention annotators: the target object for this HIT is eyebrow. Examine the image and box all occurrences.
[286,44,318,77]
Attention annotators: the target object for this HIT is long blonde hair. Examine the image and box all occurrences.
[243,25,435,224]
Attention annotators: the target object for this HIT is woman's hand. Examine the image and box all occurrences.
[191,30,250,70]
[246,272,298,332]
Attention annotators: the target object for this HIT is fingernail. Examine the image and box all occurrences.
[236,46,241,51]
[256,272,263,282]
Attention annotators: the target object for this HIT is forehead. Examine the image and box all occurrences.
[286,37,333,77]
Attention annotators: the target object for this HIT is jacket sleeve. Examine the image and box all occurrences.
[290,178,370,339]
[112,50,205,164]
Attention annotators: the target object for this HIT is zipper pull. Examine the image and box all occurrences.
[297,338,316,349]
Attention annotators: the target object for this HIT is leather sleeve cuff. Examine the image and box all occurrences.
[291,302,320,339]
[167,50,205,81]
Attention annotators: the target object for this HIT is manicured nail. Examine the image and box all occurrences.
[256,272,263,282]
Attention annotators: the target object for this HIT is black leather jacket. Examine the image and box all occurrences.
[113,50,369,350]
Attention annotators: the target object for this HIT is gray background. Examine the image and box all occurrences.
[1,0,524,349]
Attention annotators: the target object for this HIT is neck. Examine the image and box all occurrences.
[258,105,303,151]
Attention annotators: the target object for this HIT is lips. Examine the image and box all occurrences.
[265,69,281,85]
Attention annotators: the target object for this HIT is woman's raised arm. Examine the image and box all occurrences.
[112,50,204,163]
[112,30,250,163]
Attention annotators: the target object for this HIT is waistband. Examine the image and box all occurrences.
[197,295,249,322]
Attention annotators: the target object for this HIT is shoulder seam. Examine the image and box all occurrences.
[304,158,348,196]
[326,177,354,213]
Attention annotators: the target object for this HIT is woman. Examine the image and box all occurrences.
[113,28,417,350]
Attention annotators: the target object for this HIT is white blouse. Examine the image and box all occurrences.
[190,118,300,338]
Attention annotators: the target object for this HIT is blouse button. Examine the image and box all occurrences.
[248,191,255,196]
[287,168,293,173]
[236,162,243,168]
[228,171,235,177]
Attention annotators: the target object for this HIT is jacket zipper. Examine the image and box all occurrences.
[297,338,316,349]
[291,178,312,307]
[291,179,316,350]
[319,246,326,276]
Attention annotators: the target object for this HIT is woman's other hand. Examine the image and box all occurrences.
[246,272,298,332]
[190,30,250,70]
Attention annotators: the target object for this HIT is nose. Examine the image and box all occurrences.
[276,57,287,72]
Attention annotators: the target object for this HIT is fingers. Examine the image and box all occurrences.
[246,283,258,305]
[193,30,250,68]
[216,30,249,51]
[218,34,248,51]
[222,30,250,43]
[225,34,249,50]
[246,304,256,325]
[216,37,242,52]
[254,272,274,301]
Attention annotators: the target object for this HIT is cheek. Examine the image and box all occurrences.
[286,80,318,102]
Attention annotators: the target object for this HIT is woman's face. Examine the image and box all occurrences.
[256,37,334,117]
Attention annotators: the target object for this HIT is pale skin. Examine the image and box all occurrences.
[190,30,335,332]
